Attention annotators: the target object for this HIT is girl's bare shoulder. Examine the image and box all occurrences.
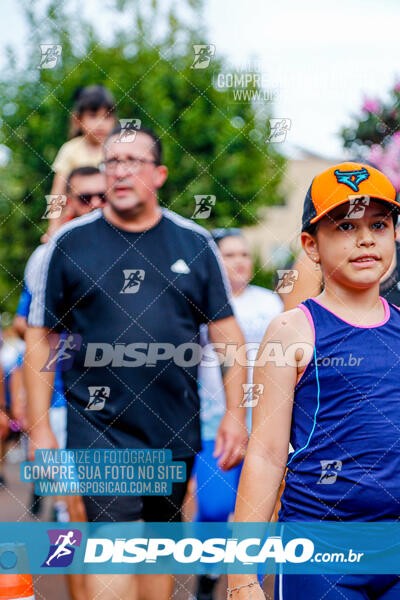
[264,306,314,346]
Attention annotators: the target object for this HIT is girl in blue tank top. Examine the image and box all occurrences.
[228,162,400,600]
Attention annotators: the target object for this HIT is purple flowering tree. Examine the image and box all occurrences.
[341,83,400,189]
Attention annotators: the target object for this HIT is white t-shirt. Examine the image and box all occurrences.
[52,136,103,176]
[25,244,47,293]
[198,285,283,440]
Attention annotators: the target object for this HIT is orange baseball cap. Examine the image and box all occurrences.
[302,162,400,231]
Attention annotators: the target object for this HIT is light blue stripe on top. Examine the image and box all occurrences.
[287,346,320,467]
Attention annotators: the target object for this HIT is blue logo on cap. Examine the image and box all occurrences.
[334,167,370,192]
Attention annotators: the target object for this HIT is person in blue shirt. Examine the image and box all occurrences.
[0,327,8,487]
[13,166,105,600]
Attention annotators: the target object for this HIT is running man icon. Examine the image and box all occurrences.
[45,531,78,567]
[38,45,62,69]
[275,269,299,293]
[42,333,82,372]
[116,119,142,143]
[47,335,75,369]
[239,383,264,408]
[42,195,66,219]
[120,269,145,294]
[86,386,110,410]
[343,197,370,219]
[192,195,216,219]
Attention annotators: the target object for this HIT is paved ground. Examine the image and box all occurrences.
[0,440,275,599]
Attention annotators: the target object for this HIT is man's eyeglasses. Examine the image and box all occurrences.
[100,156,158,173]
[74,192,106,205]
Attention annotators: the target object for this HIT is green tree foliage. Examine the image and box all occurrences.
[0,0,285,311]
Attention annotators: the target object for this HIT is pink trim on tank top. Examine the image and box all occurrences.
[310,296,390,329]
[298,303,315,342]
[295,303,315,386]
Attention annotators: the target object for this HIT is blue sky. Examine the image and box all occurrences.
[1,0,399,158]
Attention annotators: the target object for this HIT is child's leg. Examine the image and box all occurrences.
[193,440,243,599]
[194,439,242,522]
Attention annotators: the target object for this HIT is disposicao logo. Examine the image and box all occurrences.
[42,529,82,567]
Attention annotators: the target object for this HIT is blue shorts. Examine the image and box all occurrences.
[193,439,242,522]
[274,574,400,599]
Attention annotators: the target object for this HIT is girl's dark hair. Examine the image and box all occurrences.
[302,222,318,236]
[69,85,116,138]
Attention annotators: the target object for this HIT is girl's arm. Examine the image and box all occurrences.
[42,172,69,242]
[227,308,313,597]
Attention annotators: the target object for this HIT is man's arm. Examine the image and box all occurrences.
[200,236,247,469]
[24,239,67,459]
[24,326,58,460]
[208,315,248,471]
[13,285,32,340]
[10,366,28,431]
